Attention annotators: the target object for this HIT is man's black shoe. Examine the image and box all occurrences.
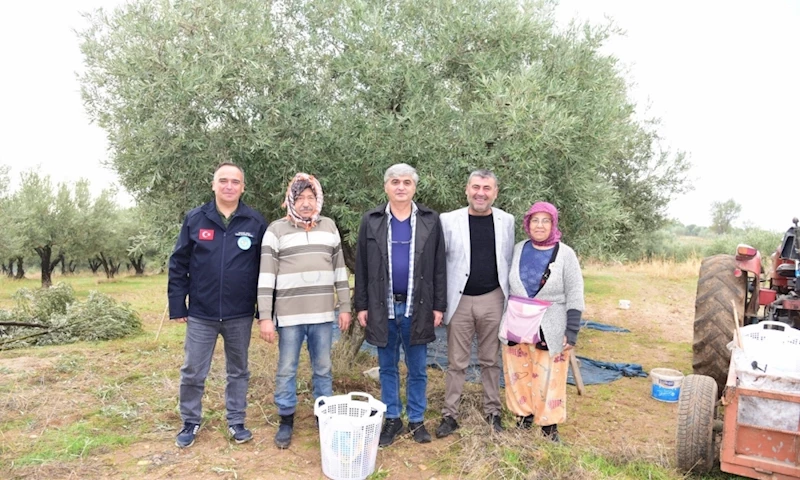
[378,418,404,447]
[486,414,504,433]
[435,416,460,438]
[274,414,294,449]
[409,421,431,443]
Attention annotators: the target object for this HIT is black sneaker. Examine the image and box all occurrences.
[378,418,404,447]
[274,414,294,449]
[486,414,504,433]
[175,422,200,448]
[408,421,431,444]
[516,415,534,430]
[228,424,252,444]
[435,416,459,438]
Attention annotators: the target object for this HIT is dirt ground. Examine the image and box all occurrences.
[0,264,698,479]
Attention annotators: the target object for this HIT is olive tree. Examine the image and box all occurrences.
[11,173,77,287]
[0,166,26,278]
[79,0,690,268]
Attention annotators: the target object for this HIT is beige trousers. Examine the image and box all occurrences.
[443,287,505,418]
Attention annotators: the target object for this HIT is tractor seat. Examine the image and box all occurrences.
[776,263,797,278]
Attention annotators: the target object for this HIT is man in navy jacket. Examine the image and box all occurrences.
[168,163,268,448]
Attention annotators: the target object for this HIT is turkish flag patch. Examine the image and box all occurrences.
[199,229,215,241]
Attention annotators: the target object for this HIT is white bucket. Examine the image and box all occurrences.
[650,368,684,403]
[315,392,386,480]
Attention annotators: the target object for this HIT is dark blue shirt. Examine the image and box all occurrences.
[390,216,412,295]
[519,241,555,298]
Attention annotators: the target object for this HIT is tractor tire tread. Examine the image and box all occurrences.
[676,374,718,473]
[693,254,746,394]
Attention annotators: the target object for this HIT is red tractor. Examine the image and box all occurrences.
[677,218,800,477]
[692,217,800,394]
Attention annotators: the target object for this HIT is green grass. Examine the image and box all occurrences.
[12,419,134,466]
[0,273,167,312]
[583,273,618,297]
[0,267,710,479]
[579,453,676,479]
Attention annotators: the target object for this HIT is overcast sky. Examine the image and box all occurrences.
[1,1,798,231]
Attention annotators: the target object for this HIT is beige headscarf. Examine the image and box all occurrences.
[283,173,323,231]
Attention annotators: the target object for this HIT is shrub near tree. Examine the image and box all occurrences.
[78,0,691,267]
[0,282,142,350]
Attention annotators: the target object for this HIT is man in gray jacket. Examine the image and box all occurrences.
[435,169,515,438]
[354,163,447,447]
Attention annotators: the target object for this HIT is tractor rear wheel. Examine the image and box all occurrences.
[676,374,718,473]
[693,254,746,394]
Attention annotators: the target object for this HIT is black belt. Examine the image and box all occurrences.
[393,293,407,302]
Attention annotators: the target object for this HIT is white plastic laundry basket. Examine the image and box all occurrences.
[739,321,800,374]
[314,392,386,480]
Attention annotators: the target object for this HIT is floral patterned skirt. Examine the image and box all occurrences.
[502,344,569,426]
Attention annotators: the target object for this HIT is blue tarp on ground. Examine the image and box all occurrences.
[332,324,647,387]
[567,356,648,385]
[580,320,630,333]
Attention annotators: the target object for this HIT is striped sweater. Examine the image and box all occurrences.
[257,216,351,327]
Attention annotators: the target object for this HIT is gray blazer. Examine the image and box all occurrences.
[439,206,515,325]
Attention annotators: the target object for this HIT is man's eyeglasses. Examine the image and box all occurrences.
[530,218,552,225]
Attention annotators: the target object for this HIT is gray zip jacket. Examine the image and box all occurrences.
[500,240,585,356]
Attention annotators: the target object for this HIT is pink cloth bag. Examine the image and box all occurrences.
[500,295,552,344]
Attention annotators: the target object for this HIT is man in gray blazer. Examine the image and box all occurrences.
[436,169,515,438]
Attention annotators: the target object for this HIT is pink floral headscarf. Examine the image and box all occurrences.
[523,201,562,247]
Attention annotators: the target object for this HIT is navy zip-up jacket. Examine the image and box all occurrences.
[168,200,268,321]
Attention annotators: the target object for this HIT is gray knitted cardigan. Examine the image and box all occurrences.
[500,240,585,356]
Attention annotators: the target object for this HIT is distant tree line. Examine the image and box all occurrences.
[0,167,162,287]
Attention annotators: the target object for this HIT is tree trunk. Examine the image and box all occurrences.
[35,246,54,287]
[338,242,362,362]
[88,258,102,273]
[98,252,122,279]
[6,259,13,278]
[98,252,111,278]
[130,254,146,275]
[14,257,25,280]
[68,260,77,273]
[342,242,356,274]
[110,260,122,278]
[59,254,67,275]
[331,294,366,363]
[33,246,61,287]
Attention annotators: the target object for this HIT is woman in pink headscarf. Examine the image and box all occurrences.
[498,201,585,442]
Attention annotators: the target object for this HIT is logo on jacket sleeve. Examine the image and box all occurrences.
[199,229,215,241]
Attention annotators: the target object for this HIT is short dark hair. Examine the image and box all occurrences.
[468,169,498,187]
[214,162,245,182]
